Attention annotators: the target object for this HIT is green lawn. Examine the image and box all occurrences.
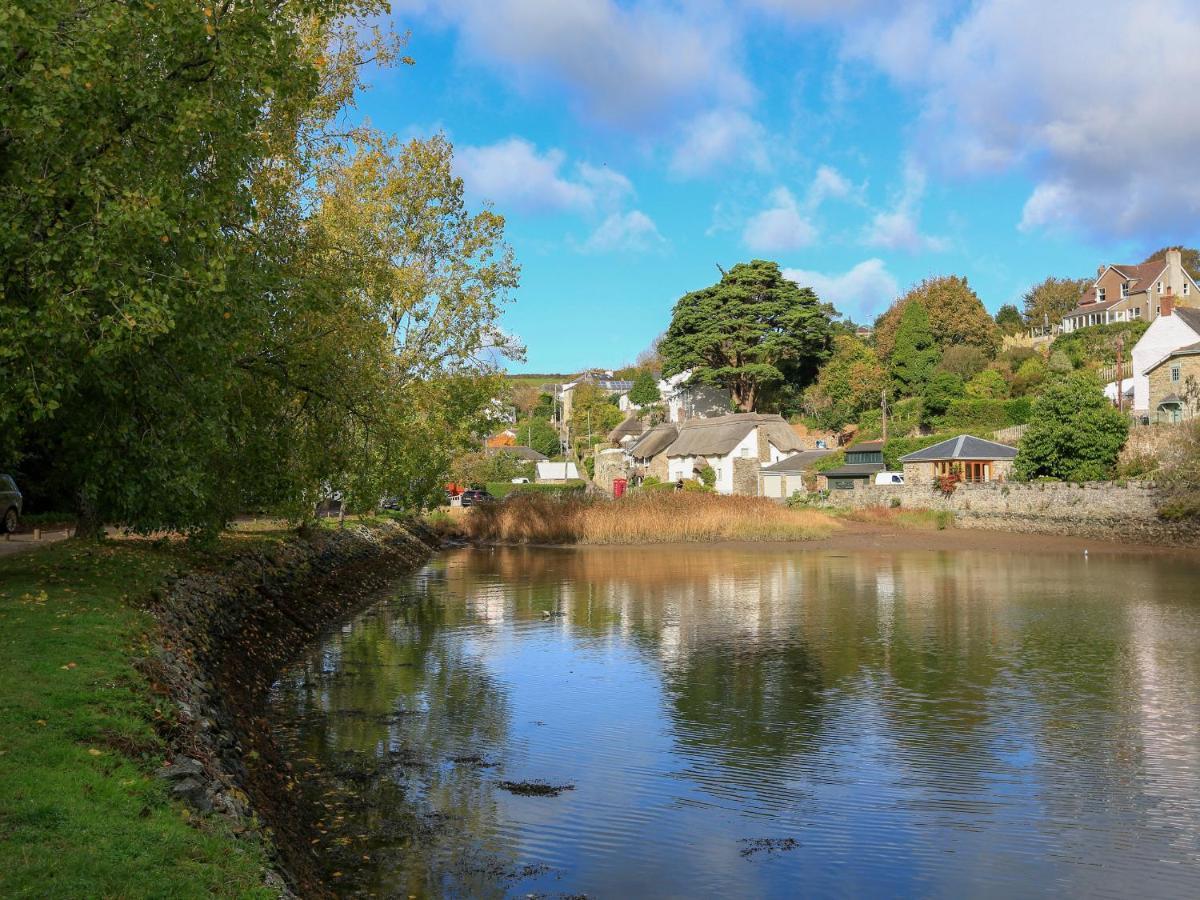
[0,540,274,898]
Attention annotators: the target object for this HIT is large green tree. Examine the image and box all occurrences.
[802,335,885,430]
[1022,276,1090,329]
[628,371,661,406]
[875,276,998,359]
[1013,373,1129,481]
[889,301,939,395]
[660,260,835,412]
[994,304,1024,334]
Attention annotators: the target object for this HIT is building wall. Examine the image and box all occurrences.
[825,480,1193,544]
[594,449,628,496]
[1130,314,1200,410]
[902,459,1014,485]
[731,457,760,496]
[1147,354,1200,421]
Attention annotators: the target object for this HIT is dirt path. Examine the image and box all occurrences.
[0,530,71,558]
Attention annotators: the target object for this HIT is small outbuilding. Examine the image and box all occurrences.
[818,440,886,491]
[536,461,581,483]
[899,435,1018,484]
[760,450,834,499]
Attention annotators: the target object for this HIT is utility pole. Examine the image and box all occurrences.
[1116,334,1125,412]
[881,390,889,445]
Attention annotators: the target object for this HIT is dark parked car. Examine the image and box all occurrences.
[459,489,493,508]
[1,474,22,533]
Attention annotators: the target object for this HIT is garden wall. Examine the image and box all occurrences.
[826,480,1195,545]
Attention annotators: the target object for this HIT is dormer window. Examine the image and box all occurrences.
[1120,281,1130,299]
[1097,287,1106,303]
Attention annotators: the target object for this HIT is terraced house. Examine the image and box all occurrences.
[1060,249,1200,332]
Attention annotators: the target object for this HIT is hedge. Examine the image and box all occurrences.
[485,480,588,499]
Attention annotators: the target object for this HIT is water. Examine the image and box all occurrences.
[269,546,1200,898]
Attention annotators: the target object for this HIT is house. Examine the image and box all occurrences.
[1144,342,1200,423]
[818,441,886,491]
[899,435,1018,484]
[663,413,805,495]
[1129,302,1200,412]
[608,416,646,448]
[558,371,635,427]
[536,461,580,483]
[657,371,731,423]
[760,450,834,499]
[485,429,517,448]
[1061,249,1200,333]
[626,423,679,482]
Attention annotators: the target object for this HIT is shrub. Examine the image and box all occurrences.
[1013,372,1129,481]
[965,368,1010,399]
[922,371,964,423]
[939,345,988,379]
[486,480,588,499]
[697,465,717,488]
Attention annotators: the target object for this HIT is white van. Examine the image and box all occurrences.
[875,472,904,485]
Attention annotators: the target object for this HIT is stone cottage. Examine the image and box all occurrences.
[899,435,1018,484]
[1145,342,1200,423]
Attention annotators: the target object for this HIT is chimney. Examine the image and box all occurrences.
[1167,248,1182,271]
[1161,286,1175,318]
[1097,265,1105,278]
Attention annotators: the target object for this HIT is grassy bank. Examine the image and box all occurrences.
[0,539,275,898]
[832,506,956,530]
[465,492,840,544]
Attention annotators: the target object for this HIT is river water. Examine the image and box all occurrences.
[269,545,1200,898]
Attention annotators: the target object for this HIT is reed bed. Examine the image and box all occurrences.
[834,506,955,530]
[464,492,840,545]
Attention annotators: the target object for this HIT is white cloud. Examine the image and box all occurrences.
[742,187,818,252]
[862,163,947,252]
[806,165,856,207]
[670,108,770,178]
[841,0,1200,240]
[409,0,751,129]
[455,138,631,214]
[581,210,666,254]
[783,259,899,320]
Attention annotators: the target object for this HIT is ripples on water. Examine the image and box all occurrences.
[269,546,1200,898]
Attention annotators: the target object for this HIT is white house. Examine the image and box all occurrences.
[657,371,731,423]
[1129,303,1200,412]
[663,413,805,495]
[536,461,580,483]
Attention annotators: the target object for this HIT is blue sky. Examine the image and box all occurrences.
[362,1,1200,373]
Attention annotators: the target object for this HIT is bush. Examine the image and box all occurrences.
[939,345,988,379]
[1051,320,1148,369]
[922,371,964,423]
[965,368,1010,399]
[486,480,588,499]
[697,465,717,488]
[859,396,923,438]
[1013,373,1129,481]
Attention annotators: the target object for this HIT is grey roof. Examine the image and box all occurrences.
[1175,307,1200,333]
[487,445,548,462]
[899,434,1018,463]
[627,423,679,459]
[608,416,646,442]
[1159,393,1183,406]
[849,440,884,451]
[761,450,834,475]
[822,463,885,478]
[665,413,805,458]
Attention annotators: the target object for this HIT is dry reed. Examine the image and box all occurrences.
[464,492,840,545]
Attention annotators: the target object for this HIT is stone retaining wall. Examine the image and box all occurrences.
[143,520,437,897]
[826,480,1195,545]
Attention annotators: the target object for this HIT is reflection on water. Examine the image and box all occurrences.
[269,546,1200,898]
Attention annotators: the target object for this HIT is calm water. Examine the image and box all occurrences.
[269,546,1200,898]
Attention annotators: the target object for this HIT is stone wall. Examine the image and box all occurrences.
[732,457,760,496]
[1121,422,1190,465]
[826,480,1195,545]
[594,448,629,495]
[145,520,437,896]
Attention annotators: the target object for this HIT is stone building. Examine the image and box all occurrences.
[899,435,1017,485]
[663,413,804,495]
[1145,342,1200,423]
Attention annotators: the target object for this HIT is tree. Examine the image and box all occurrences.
[570,383,623,446]
[660,260,835,412]
[1141,246,1200,275]
[802,335,886,430]
[965,368,1010,399]
[938,345,989,379]
[889,301,939,395]
[1022,276,1090,329]
[1013,373,1129,481]
[629,371,661,406]
[922,371,965,422]
[514,417,561,458]
[995,304,1024,334]
[512,383,542,417]
[875,276,998,359]
[1011,356,1049,397]
[451,450,530,488]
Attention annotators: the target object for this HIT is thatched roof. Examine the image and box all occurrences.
[665,413,806,458]
[627,423,678,459]
[608,416,646,443]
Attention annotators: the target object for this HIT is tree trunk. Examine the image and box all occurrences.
[74,488,103,540]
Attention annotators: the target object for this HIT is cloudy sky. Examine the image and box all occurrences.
[369,0,1200,372]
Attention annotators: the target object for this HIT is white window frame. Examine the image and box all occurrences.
[1171,364,1182,383]
[1097,287,1106,302]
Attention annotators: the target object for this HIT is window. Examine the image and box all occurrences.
[1158,281,1164,294]
[1171,365,1181,383]
[1132,307,1142,318]
[1097,287,1106,302]
[1157,306,1162,316]
[740,447,752,458]
[1121,282,1130,298]
[1186,283,1191,296]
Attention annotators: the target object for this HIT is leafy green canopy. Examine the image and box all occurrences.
[1,6,519,534]
[889,301,939,395]
[660,260,835,412]
[1014,373,1129,481]
[875,276,998,359]
[1022,276,1090,328]
[628,371,661,406]
[803,335,885,430]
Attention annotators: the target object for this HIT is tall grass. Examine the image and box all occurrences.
[835,506,955,530]
[465,492,840,544]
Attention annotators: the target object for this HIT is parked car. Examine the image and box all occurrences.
[459,488,494,508]
[510,477,530,484]
[1,474,22,533]
[875,471,905,486]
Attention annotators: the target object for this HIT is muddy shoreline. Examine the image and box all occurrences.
[145,521,438,897]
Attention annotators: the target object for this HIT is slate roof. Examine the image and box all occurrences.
[1174,307,1200,333]
[821,463,885,478]
[849,440,884,451]
[761,450,834,474]
[665,413,805,458]
[627,423,679,459]
[899,434,1018,463]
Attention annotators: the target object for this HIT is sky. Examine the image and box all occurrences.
[361,0,1200,373]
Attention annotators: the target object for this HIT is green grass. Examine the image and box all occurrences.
[485,480,588,498]
[0,540,274,898]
